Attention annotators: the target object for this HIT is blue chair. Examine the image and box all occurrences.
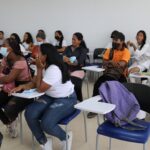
[96,119,150,150]
[96,83,150,150]
[32,109,87,150]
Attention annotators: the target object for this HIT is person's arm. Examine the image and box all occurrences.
[133,44,149,57]
[34,57,50,93]
[57,47,67,53]
[0,69,22,84]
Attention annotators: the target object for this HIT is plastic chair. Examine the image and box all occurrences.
[32,109,87,150]
[96,83,150,150]
[93,48,106,64]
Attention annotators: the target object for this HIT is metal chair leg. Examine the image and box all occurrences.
[109,138,112,150]
[143,144,146,150]
[65,125,68,150]
[96,134,99,150]
[19,112,23,144]
[32,134,35,150]
[83,112,88,142]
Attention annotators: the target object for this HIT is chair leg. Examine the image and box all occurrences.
[85,74,90,98]
[143,144,146,150]
[65,125,68,150]
[109,138,111,150]
[96,134,99,150]
[83,112,88,142]
[32,134,35,150]
[19,112,23,144]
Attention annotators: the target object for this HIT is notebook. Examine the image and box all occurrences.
[12,89,44,99]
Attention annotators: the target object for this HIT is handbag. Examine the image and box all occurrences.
[104,62,124,80]
[103,49,124,80]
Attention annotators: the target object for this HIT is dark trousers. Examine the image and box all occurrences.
[71,76,83,102]
[93,74,127,96]
[0,91,33,124]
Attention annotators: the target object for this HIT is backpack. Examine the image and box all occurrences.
[99,81,146,130]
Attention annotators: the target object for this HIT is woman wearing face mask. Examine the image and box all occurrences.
[87,32,131,118]
[63,32,88,102]
[53,30,67,54]
[127,30,150,73]
[10,43,76,150]
[0,38,33,138]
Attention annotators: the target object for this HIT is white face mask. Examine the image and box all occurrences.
[37,41,43,46]
[0,47,9,57]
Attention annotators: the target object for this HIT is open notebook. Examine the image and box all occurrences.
[12,89,44,99]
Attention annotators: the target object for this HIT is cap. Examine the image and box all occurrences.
[110,30,119,38]
[113,32,125,41]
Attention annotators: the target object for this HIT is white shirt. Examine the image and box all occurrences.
[137,60,150,72]
[20,44,29,56]
[129,43,150,69]
[43,65,74,98]
[53,39,67,47]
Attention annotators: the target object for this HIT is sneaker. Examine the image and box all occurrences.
[40,138,53,150]
[6,119,18,138]
[87,112,97,118]
[61,131,73,150]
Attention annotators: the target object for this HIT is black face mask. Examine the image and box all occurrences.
[112,42,120,49]
[55,36,60,41]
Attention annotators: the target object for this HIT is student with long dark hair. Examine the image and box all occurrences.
[63,32,88,101]
[127,30,150,72]
[22,32,33,50]
[53,30,67,53]
[0,38,32,137]
[10,33,28,56]
[10,43,76,150]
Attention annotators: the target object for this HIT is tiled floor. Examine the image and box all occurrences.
[0,75,150,150]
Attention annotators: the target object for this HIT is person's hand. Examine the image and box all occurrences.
[9,85,25,95]
[35,57,45,69]
[128,67,140,74]
[63,56,70,63]
[127,41,131,47]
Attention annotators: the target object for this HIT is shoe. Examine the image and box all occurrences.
[6,119,18,138]
[87,112,97,118]
[40,138,53,150]
[61,131,73,150]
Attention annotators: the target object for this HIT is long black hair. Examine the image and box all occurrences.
[73,32,87,49]
[137,30,146,50]
[6,38,22,56]
[40,43,70,83]
[23,32,33,44]
[10,33,21,44]
[55,30,64,48]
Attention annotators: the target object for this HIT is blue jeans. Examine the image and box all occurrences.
[25,92,77,145]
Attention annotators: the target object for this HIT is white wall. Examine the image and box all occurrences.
[0,0,150,50]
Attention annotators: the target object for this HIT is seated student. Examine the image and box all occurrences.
[0,38,33,138]
[87,32,130,118]
[10,43,76,150]
[10,33,28,57]
[127,30,150,68]
[0,31,5,47]
[0,31,5,59]
[22,32,34,51]
[36,32,47,46]
[53,30,67,54]
[63,32,88,101]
